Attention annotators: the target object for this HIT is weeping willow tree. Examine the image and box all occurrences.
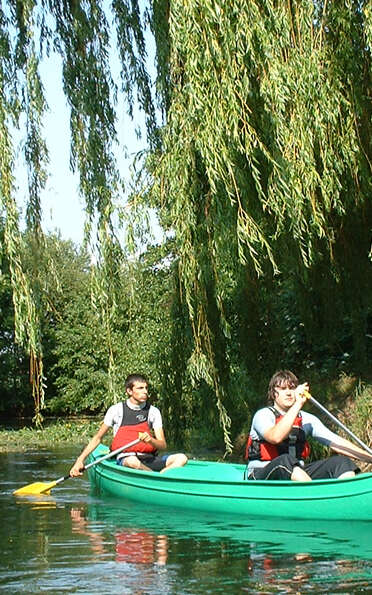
[1,1,371,447]
[148,0,372,448]
[0,0,157,423]
[0,0,48,424]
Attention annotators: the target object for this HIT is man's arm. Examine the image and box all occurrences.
[263,403,302,444]
[139,405,167,451]
[70,423,110,476]
[263,387,308,444]
[329,436,372,463]
[139,426,167,451]
[305,413,372,464]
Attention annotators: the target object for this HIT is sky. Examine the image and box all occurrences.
[16,41,151,248]
[36,54,84,245]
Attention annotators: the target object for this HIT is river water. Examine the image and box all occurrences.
[1,447,372,594]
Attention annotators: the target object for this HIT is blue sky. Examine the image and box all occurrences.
[37,54,83,245]
[16,44,151,248]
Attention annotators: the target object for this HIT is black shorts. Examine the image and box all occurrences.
[304,455,359,479]
[248,454,359,481]
[118,453,169,472]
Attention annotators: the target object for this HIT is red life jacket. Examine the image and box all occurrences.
[111,401,157,454]
[245,407,310,461]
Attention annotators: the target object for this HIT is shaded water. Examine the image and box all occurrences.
[1,447,372,594]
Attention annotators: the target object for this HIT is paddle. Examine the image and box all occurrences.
[305,392,372,456]
[13,437,141,496]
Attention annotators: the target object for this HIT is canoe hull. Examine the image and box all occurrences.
[87,445,372,521]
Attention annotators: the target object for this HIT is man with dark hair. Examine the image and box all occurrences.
[70,373,187,476]
[245,370,372,481]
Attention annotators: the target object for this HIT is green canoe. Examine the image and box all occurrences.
[87,444,372,521]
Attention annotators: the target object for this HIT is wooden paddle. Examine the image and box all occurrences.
[13,437,141,496]
[305,391,372,456]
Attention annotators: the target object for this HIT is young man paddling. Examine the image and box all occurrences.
[70,373,187,476]
[245,370,372,481]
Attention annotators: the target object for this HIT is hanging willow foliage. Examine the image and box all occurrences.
[155,0,370,261]
[47,0,158,403]
[1,0,156,413]
[1,0,371,447]
[147,0,372,450]
[0,0,48,425]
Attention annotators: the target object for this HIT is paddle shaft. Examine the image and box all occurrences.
[309,395,372,456]
[52,437,142,486]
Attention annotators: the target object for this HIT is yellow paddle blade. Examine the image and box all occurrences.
[13,480,57,496]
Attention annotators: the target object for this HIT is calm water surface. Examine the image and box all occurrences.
[1,447,372,594]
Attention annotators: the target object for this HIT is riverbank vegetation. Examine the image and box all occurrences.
[1,2,371,456]
[0,419,100,453]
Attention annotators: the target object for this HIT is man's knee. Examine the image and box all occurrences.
[291,465,312,481]
[265,454,301,480]
[166,453,188,468]
[274,453,300,468]
[329,454,358,478]
[123,456,142,469]
[176,453,188,467]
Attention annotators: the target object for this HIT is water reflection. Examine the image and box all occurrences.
[245,553,372,594]
[15,497,57,510]
[71,507,168,566]
[84,497,372,561]
[246,552,313,593]
[66,498,372,593]
[2,448,372,593]
[69,502,326,594]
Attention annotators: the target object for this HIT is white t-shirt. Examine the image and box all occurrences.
[104,399,163,437]
[247,407,339,470]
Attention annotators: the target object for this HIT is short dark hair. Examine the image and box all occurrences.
[125,373,148,391]
[267,370,298,404]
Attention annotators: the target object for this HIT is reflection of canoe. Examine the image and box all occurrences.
[87,445,372,521]
[86,498,372,560]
